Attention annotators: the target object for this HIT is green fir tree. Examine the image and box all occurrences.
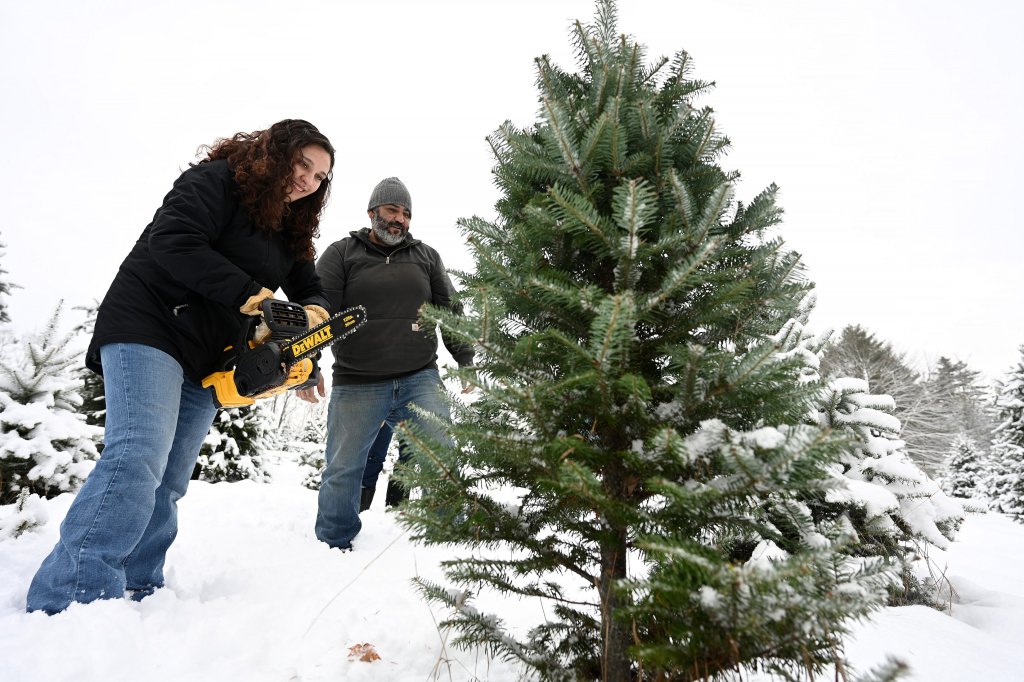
[397,3,895,680]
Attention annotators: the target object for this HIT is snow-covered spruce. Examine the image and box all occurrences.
[194,405,271,483]
[984,346,1024,520]
[820,326,996,477]
[943,435,987,502]
[816,375,964,606]
[0,304,101,504]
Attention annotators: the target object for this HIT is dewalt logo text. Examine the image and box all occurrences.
[291,326,333,356]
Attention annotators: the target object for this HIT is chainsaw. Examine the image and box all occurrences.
[202,299,367,409]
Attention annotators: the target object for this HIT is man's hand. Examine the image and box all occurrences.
[297,372,326,404]
[253,321,272,346]
[304,304,330,329]
[240,287,275,315]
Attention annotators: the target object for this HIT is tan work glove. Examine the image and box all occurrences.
[252,321,273,346]
[304,304,330,329]
[239,287,275,315]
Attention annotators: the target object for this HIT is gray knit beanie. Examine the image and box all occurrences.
[367,177,411,213]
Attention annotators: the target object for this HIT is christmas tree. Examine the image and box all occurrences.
[927,357,995,454]
[71,300,106,432]
[984,346,1024,520]
[822,331,995,478]
[291,401,328,490]
[193,405,270,483]
[816,376,963,606]
[943,435,986,501]
[0,303,101,503]
[0,232,18,325]
[748,300,963,605]
[397,2,894,679]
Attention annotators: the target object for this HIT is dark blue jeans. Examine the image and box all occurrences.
[362,423,412,490]
[362,423,393,490]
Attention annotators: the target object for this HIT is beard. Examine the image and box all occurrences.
[371,211,408,246]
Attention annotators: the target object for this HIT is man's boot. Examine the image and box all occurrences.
[359,486,375,512]
[384,479,408,508]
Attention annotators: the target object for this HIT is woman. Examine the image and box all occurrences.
[27,119,335,614]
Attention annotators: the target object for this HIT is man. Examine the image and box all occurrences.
[299,177,473,550]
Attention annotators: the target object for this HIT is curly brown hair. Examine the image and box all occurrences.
[197,119,335,261]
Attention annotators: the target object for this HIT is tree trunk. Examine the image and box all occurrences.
[599,522,631,682]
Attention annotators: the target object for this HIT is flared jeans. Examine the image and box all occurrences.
[27,343,217,614]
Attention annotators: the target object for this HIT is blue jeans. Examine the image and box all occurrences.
[316,367,449,549]
[26,343,217,614]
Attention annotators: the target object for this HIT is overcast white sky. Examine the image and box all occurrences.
[2,0,1021,381]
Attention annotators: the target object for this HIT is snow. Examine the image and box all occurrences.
[842,512,1024,680]
[831,377,869,394]
[739,426,786,450]
[2,457,1024,681]
[836,408,903,434]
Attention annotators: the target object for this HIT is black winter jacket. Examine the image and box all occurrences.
[86,160,329,383]
[316,228,474,384]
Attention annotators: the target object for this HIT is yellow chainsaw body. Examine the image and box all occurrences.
[200,302,366,410]
[202,357,314,409]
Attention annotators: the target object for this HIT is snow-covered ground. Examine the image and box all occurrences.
[2,453,1023,682]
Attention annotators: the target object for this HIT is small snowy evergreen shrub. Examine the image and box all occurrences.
[0,489,49,539]
[0,305,101,503]
[194,406,270,483]
[285,404,327,490]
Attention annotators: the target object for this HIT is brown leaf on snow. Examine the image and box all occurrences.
[347,642,381,662]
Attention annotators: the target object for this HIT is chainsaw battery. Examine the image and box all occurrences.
[233,342,288,397]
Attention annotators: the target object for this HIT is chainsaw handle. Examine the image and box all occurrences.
[295,364,321,390]
[259,299,308,338]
